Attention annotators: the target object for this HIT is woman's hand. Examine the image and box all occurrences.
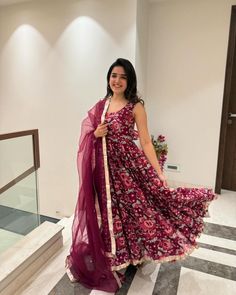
[158,173,168,187]
[94,123,108,138]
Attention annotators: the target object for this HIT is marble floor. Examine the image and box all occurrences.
[0,205,59,254]
[0,228,23,253]
[46,189,236,295]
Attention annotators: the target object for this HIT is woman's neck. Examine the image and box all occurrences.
[111,94,126,102]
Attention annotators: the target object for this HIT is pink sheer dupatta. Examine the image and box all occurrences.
[66,99,120,292]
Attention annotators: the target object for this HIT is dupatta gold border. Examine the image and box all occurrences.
[100,98,116,256]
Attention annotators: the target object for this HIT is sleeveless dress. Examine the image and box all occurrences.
[99,101,216,271]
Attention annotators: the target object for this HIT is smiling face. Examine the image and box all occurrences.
[109,66,127,97]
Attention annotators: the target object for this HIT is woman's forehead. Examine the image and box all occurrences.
[111,66,126,75]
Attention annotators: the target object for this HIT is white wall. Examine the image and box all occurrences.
[135,0,148,98]
[146,0,236,188]
[0,0,137,217]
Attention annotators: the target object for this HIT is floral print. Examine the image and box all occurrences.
[99,102,216,271]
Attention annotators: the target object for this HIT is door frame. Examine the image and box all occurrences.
[215,5,236,194]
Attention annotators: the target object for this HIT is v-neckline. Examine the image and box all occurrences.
[106,100,129,115]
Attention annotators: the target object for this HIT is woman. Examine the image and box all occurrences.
[66,58,216,292]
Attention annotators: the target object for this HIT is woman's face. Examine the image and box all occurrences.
[109,66,127,97]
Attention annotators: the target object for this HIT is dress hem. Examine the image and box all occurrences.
[111,243,198,271]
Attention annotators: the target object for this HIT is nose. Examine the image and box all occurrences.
[115,76,121,83]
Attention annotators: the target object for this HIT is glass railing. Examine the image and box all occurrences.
[0,130,40,254]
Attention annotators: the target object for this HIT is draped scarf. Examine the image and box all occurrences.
[66,98,121,292]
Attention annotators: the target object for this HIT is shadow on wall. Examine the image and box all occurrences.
[0,0,134,47]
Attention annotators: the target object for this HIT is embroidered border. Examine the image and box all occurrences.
[94,192,102,228]
[101,98,116,255]
[110,243,199,271]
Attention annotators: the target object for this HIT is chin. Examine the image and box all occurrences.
[112,90,125,95]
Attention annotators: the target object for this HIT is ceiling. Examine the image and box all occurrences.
[0,0,166,7]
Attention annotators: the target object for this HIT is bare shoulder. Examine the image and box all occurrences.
[133,102,145,115]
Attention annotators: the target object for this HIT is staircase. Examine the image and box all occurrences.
[0,219,69,295]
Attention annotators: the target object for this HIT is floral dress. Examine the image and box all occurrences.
[99,101,216,271]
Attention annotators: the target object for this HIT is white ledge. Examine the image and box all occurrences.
[0,221,64,295]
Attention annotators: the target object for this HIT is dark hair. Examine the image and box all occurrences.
[105,58,144,104]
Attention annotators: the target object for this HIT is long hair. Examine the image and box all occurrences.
[105,58,144,104]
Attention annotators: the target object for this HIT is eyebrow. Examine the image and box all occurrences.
[111,72,127,77]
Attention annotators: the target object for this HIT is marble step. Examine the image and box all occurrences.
[14,216,73,295]
[57,215,73,242]
[0,221,64,295]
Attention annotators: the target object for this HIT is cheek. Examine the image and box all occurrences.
[109,77,116,87]
[123,80,127,89]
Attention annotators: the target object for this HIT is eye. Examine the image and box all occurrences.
[111,73,117,78]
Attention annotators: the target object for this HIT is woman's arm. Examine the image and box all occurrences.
[133,102,167,185]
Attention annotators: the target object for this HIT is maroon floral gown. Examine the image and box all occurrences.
[99,101,216,271]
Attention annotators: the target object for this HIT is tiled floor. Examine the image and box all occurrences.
[47,189,236,295]
[204,189,236,228]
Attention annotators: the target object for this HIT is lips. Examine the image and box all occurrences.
[110,84,125,92]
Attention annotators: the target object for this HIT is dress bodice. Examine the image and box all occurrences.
[105,102,138,141]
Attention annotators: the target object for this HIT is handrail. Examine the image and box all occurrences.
[0,129,40,194]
